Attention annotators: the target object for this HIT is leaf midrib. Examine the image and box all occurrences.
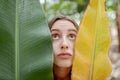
[15,0,19,80]
[90,1,100,80]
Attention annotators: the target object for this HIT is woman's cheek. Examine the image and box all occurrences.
[53,41,59,55]
[69,41,74,55]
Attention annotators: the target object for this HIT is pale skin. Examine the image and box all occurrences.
[51,20,77,80]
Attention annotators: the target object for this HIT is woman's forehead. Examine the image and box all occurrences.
[51,20,76,30]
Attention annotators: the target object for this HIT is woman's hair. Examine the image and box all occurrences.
[48,15,79,30]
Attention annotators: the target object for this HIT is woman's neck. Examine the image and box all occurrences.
[53,64,71,80]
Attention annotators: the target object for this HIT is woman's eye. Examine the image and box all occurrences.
[52,34,60,40]
[68,34,76,40]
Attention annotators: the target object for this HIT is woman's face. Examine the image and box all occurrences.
[51,20,77,68]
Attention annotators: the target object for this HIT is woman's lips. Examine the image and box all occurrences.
[57,53,72,59]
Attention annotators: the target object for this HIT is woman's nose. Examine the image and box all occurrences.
[61,36,69,49]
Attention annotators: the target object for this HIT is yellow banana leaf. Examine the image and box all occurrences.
[72,0,112,80]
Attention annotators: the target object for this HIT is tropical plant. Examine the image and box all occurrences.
[72,0,112,80]
[0,0,53,80]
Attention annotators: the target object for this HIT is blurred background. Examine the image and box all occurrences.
[39,0,120,80]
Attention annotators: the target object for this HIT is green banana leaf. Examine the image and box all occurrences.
[0,0,53,80]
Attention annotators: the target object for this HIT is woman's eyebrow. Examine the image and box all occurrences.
[68,29,77,33]
[51,29,59,32]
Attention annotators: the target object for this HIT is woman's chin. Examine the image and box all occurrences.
[55,61,72,68]
[59,65,71,68]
